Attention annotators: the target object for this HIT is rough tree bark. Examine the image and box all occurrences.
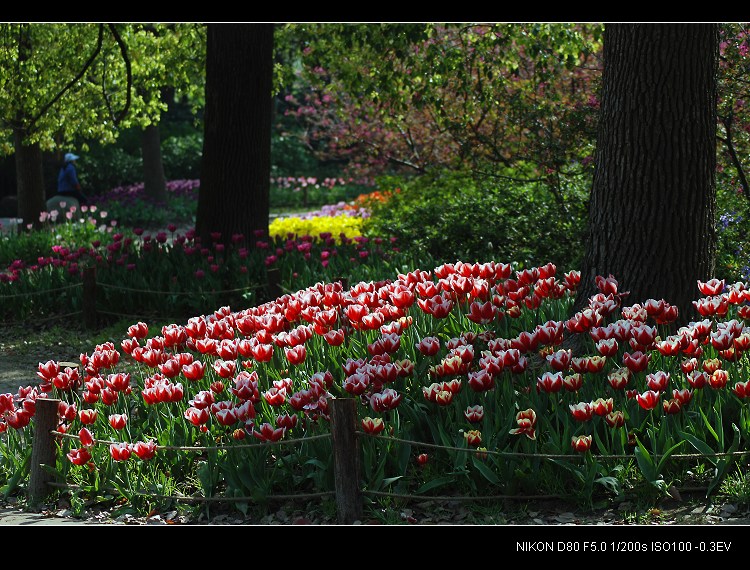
[141,123,168,203]
[576,24,719,324]
[196,24,274,246]
[13,128,46,228]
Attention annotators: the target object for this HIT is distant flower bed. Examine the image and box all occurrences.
[269,214,365,243]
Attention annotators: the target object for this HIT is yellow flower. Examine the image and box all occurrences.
[269,215,363,243]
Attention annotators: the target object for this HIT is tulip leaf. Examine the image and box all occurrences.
[382,476,403,487]
[633,439,656,483]
[2,454,30,499]
[655,440,684,475]
[708,424,740,497]
[415,476,456,495]
[594,476,621,496]
[471,456,500,485]
[700,408,721,445]
[677,430,717,467]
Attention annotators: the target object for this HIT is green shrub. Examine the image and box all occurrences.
[365,169,589,271]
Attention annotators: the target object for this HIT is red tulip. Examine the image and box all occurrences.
[546,349,572,371]
[596,338,619,357]
[184,406,210,426]
[215,408,239,426]
[67,447,92,466]
[109,442,132,461]
[344,373,370,396]
[416,453,429,466]
[79,409,98,425]
[636,390,661,411]
[37,360,60,382]
[709,369,729,389]
[323,329,346,346]
[681,358,698,374]
[414,337,440,359]
[58,401,77,422]
[263,387,287,406]
[435,390,454,406]
[252,422,285,442]
[562,373,583,392]
[607,367,632,390]
[732,381,750,399]
[75,428,93,448]
[276,413,298,430]
[127,322,149,339]
[108,414,128,430]
[213,359,237,379]
[361,417,385,435]
[571,435,592,453]
[464,405,484,423]
[537,372,563,393]
[468,369,494,392]
[646,371,670,392]
[698,278,725,296]
[464,430,482,447]
[605,411,625,428]
[509,409,537,440]
[182,361,206,381]
[6,409,31,430]
[132,440,157,461]
[569,402,593,422]
[591,397,613,416]
[703,358,722,374]
[672,388,693,405]
[285,345,307,365]
[662,398,682,415]
[623,351,650,373]
[370,388,402,412]
[687,370,708,389]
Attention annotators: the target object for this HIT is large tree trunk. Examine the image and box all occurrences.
[576,24,718,324]
[14,128,46,229]
[141,123,168,203]
[196,24,274,246]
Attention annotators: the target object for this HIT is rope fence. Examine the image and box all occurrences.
[46,482,333,503]
[97,282,265,296]
[51,429,331,451]
[0,282,82,299]
[27,396,750,524]
[357,431,750,461]
[1,267,284,330]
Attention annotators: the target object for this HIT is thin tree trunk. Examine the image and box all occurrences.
[196,24,274,246]
[14,128,46,229]
[576,24,718,324]
[142,123,168,202]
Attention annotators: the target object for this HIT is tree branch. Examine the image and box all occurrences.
[106,23,132,126]
[27,24,105,133]
[719,112,750,199]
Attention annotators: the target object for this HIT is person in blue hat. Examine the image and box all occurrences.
[57,152,88,205]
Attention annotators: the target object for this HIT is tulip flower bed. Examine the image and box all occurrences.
[1,263,749,517]
[0,206,408,323]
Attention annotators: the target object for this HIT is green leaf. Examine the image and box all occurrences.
[708,424,741,497]
[677,430,717,467]
[634,439,656,483]
[382,476,403,487]
[472,456,500,485]
[594,476,621,495]
[655,440,685,474]
[700,408,721,444]
[415,476,455,495]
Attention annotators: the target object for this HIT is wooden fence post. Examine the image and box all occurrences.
[330,398,362,524]
[267,268,282,299]
[82,266,97,329]
[29,398,61,506]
